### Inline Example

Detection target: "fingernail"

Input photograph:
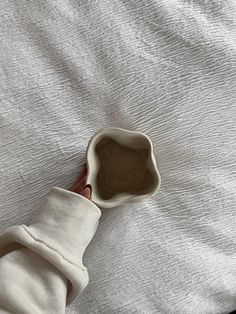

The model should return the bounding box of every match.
[82,184,92,192]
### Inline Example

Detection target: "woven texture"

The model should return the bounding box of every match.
[0,1,236,313]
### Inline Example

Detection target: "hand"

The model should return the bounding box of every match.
[70,164,92,199]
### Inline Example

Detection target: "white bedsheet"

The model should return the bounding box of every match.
[0,1,236,313]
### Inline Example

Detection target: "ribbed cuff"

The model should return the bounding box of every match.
[29,187,101,266]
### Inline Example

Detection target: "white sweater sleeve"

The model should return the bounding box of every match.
[0,187,101,314]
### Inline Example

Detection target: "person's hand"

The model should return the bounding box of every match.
[70,164,92,199]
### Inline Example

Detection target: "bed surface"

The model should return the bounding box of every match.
[0,1,236,313]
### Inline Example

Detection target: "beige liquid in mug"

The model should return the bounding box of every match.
[95,137,154,200]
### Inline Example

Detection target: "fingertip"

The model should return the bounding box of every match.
[81,185,92,199]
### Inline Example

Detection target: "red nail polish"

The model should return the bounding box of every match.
[83,184,92,192]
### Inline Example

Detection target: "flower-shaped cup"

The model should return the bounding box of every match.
[86,127,161,208]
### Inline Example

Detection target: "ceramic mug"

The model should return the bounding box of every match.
[86,127,161,208]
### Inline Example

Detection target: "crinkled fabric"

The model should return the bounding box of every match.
[0,1,236,313]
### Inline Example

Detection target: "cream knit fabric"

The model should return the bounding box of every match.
[0,187,101,314]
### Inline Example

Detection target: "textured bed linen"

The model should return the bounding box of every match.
[0,1,236,313]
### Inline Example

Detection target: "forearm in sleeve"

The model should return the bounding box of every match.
[0,188,101,314]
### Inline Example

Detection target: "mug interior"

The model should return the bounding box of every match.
[93,135,156,200]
